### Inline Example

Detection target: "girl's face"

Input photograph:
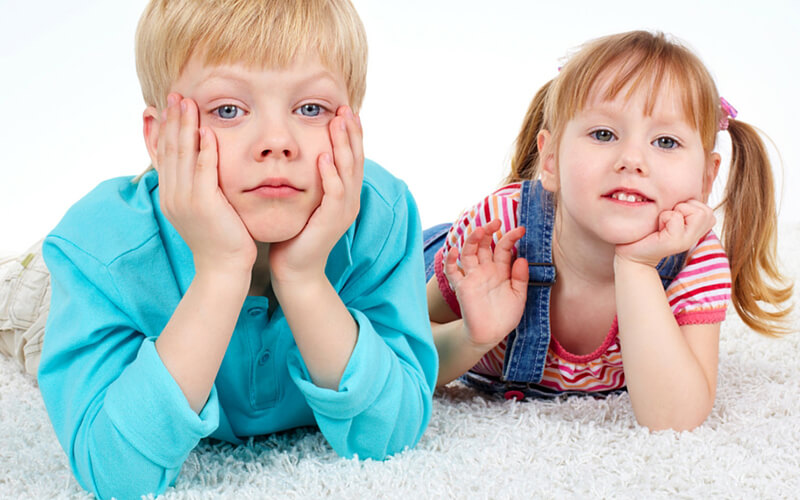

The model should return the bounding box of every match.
[540,79,720,247]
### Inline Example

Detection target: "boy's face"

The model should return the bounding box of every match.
[160,51,350,243]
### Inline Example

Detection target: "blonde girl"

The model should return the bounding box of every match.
[424,30,793,431]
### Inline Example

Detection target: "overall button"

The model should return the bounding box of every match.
[248,307,266,317]
[504,390,525,401]
[258,350,271,365]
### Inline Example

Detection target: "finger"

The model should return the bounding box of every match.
[318,152,344,204]
[178,98,200,196]
[343,107,364,180]
[460,226,483,269]
[156,93,181,200]
[443,247,464,286]
[475,226,494,264]
[329,110,354,179]
[194,126,219,201]
[510,257,530,295]
[494,226,525,267]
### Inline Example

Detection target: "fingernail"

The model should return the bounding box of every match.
[198,127,206,138]
[161,109,167,121]
[355,114,361,128]
[180,99,187,113]
[345,106,354,119]
[339,118,346,131]
[321,152,332,164]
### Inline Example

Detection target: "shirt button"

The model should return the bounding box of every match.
[248,307,266,317]
[258,350,271,365]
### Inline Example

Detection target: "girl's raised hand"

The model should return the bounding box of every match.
[615,199,716,267]
[155,93,256,277]
[445,219,529,349]
[269,105,363,285]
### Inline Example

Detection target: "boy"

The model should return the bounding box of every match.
[31,1,437,498]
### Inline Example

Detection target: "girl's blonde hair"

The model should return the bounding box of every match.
[135,0,368,112]
[507,30,793,336]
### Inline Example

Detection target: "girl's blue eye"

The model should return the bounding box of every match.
[214,104,242,120]
[297,104,322,117]
[591,129,615,142]
[654,136,678,149]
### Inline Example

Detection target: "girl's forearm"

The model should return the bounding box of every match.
[614,258,717,431]
[155,269,250,413]
[433,319,492,387]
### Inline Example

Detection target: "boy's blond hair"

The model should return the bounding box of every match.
[135,0,368,112]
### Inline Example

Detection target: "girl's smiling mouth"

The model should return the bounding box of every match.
[604,189,653,204]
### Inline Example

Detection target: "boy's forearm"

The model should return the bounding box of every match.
[273,275,358,390]
[155,268,250,413]
[614,258,716,430]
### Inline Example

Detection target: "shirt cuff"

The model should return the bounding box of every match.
[103,338,219,468]
[287,308,393,419]
[434,247,462,316]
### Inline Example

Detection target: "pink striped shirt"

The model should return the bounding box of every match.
[435,184,731,392]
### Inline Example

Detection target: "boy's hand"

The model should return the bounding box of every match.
[615,199,715,268]
[269,106,363,285]
[445,219,529,349]
[156,93,256,277]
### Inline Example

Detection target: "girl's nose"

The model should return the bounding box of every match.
[614,142,648,175]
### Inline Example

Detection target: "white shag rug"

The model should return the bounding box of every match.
[2,224,799,500]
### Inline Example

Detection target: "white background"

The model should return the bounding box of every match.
[1,0,797,255]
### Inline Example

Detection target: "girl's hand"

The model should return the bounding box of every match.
[269,106,363,285]
[156,93,256,277]
[445,219,529,349]
[615,199,715,267]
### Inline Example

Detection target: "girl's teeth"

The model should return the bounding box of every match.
[613,193,642,202]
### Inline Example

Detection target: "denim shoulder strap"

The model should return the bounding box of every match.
[655,252,687,289]
[502,180,556,382]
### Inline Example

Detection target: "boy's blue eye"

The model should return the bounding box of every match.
[654,136,678,149]
[591,129,615,142]
[297,104,322,117]
[214,105,242,120]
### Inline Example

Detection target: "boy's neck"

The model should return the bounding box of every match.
[248,242,272,296]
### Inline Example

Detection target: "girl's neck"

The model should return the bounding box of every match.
[551,211,617,286]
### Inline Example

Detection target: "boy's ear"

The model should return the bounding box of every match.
[143,106,161,169]
[537,130,558,192]
[703,152,722,199]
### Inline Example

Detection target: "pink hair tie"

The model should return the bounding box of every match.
[719,96,738,131]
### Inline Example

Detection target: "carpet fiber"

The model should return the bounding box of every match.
[2,224,799,499]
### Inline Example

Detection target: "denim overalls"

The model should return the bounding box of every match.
[423,180,686,399]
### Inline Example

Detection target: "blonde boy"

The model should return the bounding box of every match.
[34,1,437,498]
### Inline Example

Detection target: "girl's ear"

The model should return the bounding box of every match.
[538,130,558,192]
[703,152,722,199]
[143,106,161,170]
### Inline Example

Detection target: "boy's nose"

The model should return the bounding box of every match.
[255,119,298,161]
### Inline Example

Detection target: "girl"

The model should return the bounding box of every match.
[425,30,793,431]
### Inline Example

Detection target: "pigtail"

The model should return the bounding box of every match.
[720,119,794,335]
[505,80,552,184]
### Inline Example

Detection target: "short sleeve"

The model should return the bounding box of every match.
[666,231,731,326]
[434,183,523,316]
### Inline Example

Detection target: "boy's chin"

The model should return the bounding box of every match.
[246,221,306,244]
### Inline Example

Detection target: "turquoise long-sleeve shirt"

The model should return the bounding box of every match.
[38,161,437,500]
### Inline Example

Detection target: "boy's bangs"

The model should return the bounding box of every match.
[137,0,366,111]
